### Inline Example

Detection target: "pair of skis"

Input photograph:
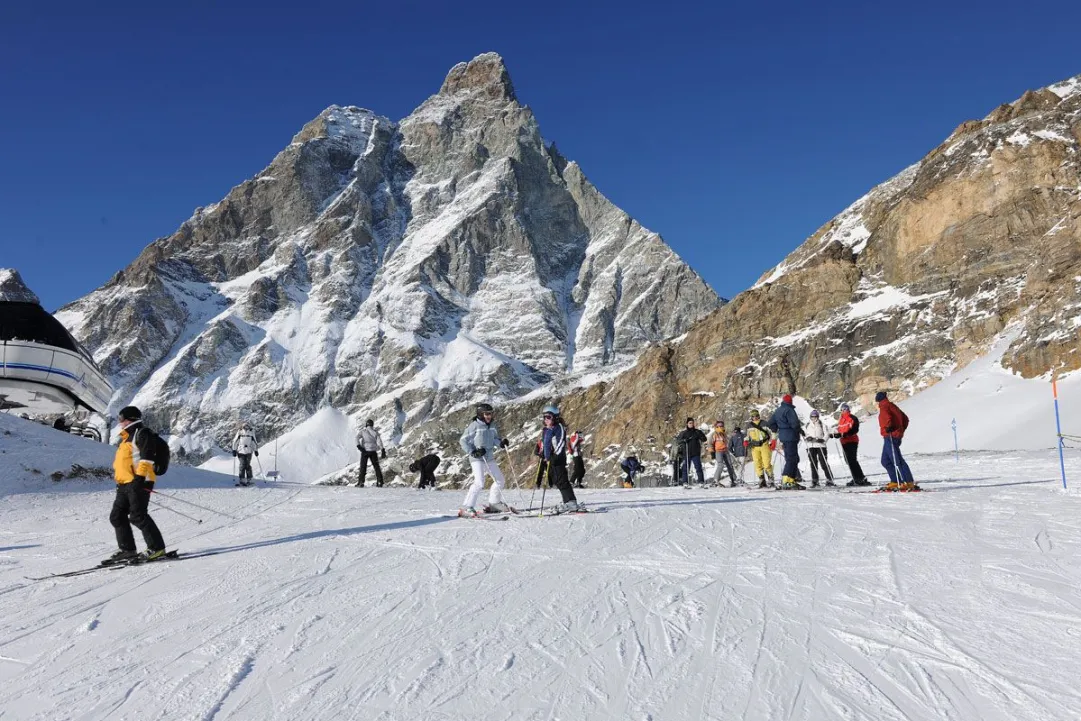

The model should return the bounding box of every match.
[27,550,182,581]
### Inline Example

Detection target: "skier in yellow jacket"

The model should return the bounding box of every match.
[745,409,775,488]
[107,406,166,563]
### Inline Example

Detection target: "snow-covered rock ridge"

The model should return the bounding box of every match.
[56,52,720,459]
[546,71,1081,451]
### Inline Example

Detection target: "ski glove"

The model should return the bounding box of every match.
[711,452,716,460]
[500,438,510,449]
[357,444,362,451]
[381,449,387,459]
[769,440,777,451]
[254,451,259,457]
[471,448,487,459]
[830,433,840,439]
[232,450,237,457]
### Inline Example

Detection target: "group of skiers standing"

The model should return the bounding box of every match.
[668,391,917,492]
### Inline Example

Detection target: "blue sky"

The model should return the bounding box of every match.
[3,0,1080,311]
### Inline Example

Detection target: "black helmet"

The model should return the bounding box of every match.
[118,406,142,422]
[476,402,494,415]
[365,418,374,427]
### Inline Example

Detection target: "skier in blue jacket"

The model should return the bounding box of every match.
[768,394,806,490]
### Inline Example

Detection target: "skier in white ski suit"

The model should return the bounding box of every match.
[458,402,510,514]
[232,423,259,485]
[356,419,385,487]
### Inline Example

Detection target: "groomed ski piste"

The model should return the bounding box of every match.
[2,405,1081,721]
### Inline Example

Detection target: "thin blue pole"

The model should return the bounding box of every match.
[952,418,959,463]
[1054,377,1067,490]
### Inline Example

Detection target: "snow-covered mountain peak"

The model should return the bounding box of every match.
[59,53,719,464]
[0,268,40,304]
[1049,73,1081,101]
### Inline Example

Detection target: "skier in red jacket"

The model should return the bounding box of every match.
[875,391,918,491]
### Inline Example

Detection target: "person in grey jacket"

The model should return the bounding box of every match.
[458,402,511,515]
[356,419,385,487]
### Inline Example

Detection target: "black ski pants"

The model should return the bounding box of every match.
[841,442,866,482]
[237,453,253,480]
[570,457,585,487]
[538,459,576,502]
[359,451,383,486]
[808,447,833,483]
[418,466,436,488]
[110,480,165,553]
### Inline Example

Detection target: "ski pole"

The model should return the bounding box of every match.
[888,436,905,486]
[150,499,203,524]
[528,458,543,512]
[538,461,550,517]
[147,489,240,519]
[501,447,528,510]
[255,455,265,481]
[831,437,851,483]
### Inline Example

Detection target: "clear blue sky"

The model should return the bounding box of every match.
[3,1,1080,311]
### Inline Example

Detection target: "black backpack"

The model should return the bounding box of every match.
[137,427,171,476]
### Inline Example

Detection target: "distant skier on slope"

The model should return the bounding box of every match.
[106,406,167,563]
[458,403,511,516]
[768,394,805,490]
[805,410,835,487]
[408,453,440,489]
[535,405,584,513]
[676,418,707,485]
[707,419,738,486]
[831,404,870,486]
[568,429,587,488]
[746,410,774,488]
[231,422,259,486]
[355,419,386,487]
[875,391,919,491]
[621,452,642,487]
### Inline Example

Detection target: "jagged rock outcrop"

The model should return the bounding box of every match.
[0,269,41,304]
[56,53,720,458]
[543,72,1081,463]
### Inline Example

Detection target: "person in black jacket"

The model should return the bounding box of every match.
[676,417,707,485]
[408,453,440,489]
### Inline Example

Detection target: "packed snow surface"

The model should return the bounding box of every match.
[2,412,1081,720]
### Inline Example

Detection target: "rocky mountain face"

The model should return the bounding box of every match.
[55,53,719,459]
[0,269,40,304]
[535,72,1081,467]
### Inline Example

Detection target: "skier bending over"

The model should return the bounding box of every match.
[875,391,918,491]
[458,403,511,516]
[831,404,870,486]
[746,410,774,488]
[620,454,642,487]
[232,422,259,486]
[106,406,167,563]
[356,419,386,487]
[409,453,440,489]
[768,394,805,490]
[535,405,584,513]
[805,410,835,487]
[707,419,738,486]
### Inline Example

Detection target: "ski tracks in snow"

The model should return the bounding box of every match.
[2,458,1081,719]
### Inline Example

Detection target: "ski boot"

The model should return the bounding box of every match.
[102,549,138,565]
[758,477,768,488]
[781,476,806,490]
[139,548,168,562]
[811,479,820,488]
[898,482,921,492]
[825,480,836,487]
[483,502,513,514]
[879,481,899,492]
[457,506,479,518]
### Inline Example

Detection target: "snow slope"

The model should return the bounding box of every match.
[3,412,1081,720]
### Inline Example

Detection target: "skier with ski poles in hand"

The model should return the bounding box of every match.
[231,422,259,487]
[106,406,167,563]
[831,403,870,486]
[805,409,835,487]
[875,391,919,491]
[535,405,584,514]
[707,419,738,486]
[458,403,511,516]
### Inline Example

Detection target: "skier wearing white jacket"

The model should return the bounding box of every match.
[231,423,259,486]
[356,419,385,487]
[458,402,510,516]
[805,410,835,487]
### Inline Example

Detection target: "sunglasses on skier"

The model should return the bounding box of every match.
[543,414,554,420]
